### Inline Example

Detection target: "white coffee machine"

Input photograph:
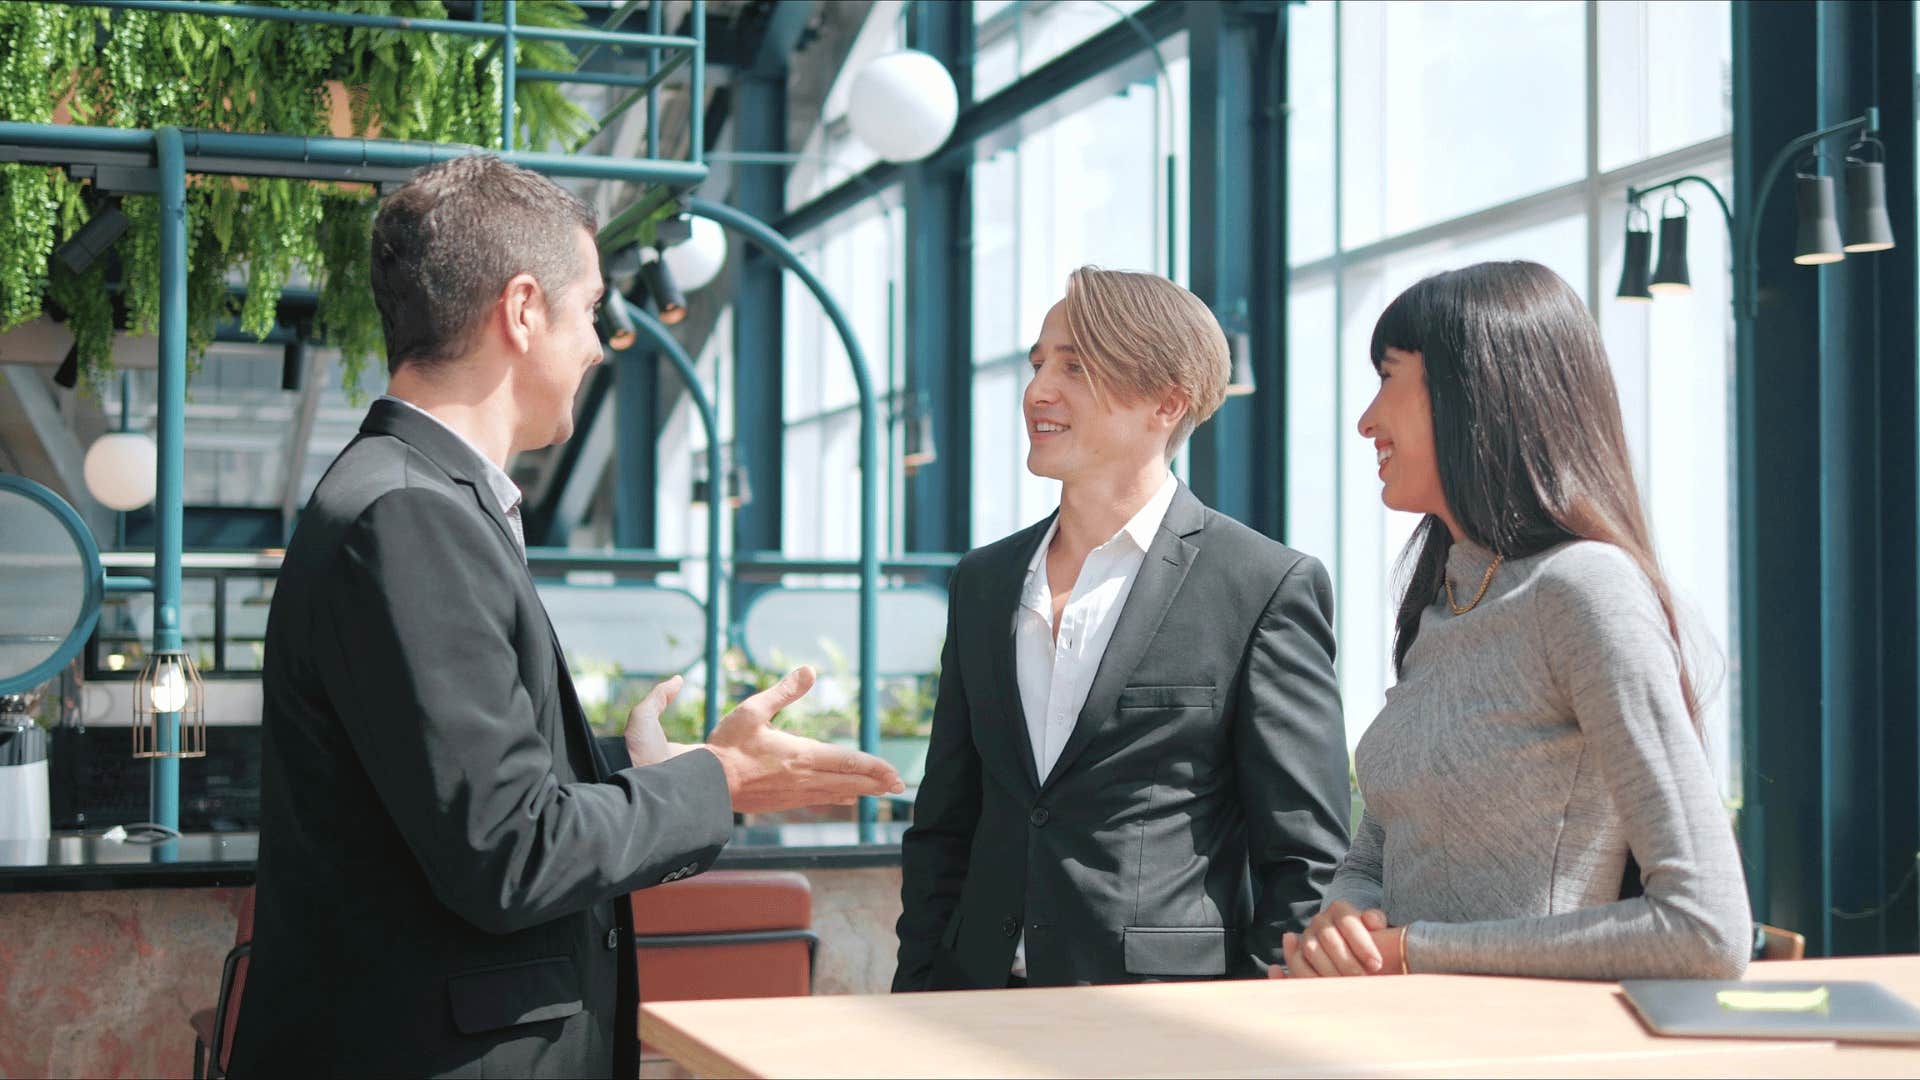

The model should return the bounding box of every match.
[0,691,50,842]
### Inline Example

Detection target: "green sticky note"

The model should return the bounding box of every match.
[1716,986,1832,1013]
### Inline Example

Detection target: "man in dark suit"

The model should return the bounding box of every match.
[894,268,1350,990]
[230,155,900,1078]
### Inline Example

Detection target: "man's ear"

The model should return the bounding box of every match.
[1153,389,1190,434]
[499,272,544,354]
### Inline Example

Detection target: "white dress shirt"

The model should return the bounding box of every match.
[378,395,527,559]
[1009,472,1177,976]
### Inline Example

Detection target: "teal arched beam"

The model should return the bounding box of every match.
[0,476,104,697]
[620,299,725,741]
[686,197,883,840]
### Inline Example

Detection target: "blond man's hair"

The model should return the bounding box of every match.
[1061,266,1230,455]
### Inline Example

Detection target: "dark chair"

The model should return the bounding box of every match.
[189,887,255,1080]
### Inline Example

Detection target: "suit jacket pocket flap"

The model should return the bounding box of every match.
[447,956,583,1035]
[1116,685,1215,710]
[1123,927,1231,977]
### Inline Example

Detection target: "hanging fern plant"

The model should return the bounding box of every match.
[0,0,596,395]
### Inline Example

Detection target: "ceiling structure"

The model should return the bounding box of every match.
[0,0,871,541]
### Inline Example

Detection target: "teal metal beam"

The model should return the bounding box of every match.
[647,0,663,161]
[517,66,677,90]
[690,0,706,167]
[152,125,186,830]
[903,0,973,554]
[0,122,709,186]
[501,0,517,149]
[1185,2,1285,535]
[618,298,724,739]
[688,196,882,840]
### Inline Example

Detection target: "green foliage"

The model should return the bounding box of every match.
[0,0,598,392]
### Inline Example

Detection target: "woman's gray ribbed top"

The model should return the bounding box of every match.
[1328,539,1751,979]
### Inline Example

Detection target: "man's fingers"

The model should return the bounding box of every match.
[730,665,817,725]
[806,742,905,792]
[1361,908,1389,932]
[1335,911,1383,972]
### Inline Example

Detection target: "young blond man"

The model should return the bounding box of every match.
[894,268,1350,989]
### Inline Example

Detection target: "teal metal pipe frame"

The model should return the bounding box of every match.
[0,122,710,187]
[66,0,705,169]
[153,126,187,831]
[501,0,517,150]
[685,197,883,841]
[75,0,698,51]
[617,298,726,740]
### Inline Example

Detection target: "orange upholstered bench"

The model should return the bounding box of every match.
[630,869,817,1005]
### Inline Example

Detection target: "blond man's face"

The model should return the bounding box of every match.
[1022,301,1174,484]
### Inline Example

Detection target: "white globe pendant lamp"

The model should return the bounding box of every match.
[83,431,157,511]
[661,215,728,293]
[847,50,959,164]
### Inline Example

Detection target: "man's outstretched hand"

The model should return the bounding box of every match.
[623,666,905,813]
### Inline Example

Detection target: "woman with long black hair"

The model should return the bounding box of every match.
[1278,260,1750,981]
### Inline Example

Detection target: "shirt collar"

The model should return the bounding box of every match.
[376,394,522,516]
[1022,472,1180,584]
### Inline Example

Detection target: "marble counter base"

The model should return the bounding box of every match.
[0,887,246,1080]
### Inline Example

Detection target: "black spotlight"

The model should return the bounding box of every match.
[1615,202,1653,302]
[1794,160,1847,265]
[725,463,752,510]
[282,339,307,393]
[53,344,80,389]
[55,198,130,275]
[602,243,644,282]
[1844,139,1896,254]
[639,251,686,326]
[602,281,637,350]
[1649,195,1691,296]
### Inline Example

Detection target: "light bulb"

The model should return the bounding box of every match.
[149,665,190,713]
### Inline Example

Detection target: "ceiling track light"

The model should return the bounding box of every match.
[53,197,130,276]
[639,251,687,326]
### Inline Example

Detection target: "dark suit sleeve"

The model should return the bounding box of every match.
[892,571,982,991]
[1234,554,1351,968]
[312,488,734,935]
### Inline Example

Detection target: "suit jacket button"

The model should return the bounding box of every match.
[606,928,620,951]
[1029,807,1049,827]
[1002,915,1019,938]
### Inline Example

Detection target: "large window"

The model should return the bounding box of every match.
[1285,1,1738,795]
[972,0,1155,100]
[780,198,906,558]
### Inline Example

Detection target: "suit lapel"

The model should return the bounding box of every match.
[358,398,524,564]
[983,515,1053,795]
[1040,485,1206,791]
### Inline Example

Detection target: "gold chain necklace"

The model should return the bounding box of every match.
[1444,553,1504,615]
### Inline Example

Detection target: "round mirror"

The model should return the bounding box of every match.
[0,476,103,696]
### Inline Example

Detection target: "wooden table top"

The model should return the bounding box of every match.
[639,955,1920,1078]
